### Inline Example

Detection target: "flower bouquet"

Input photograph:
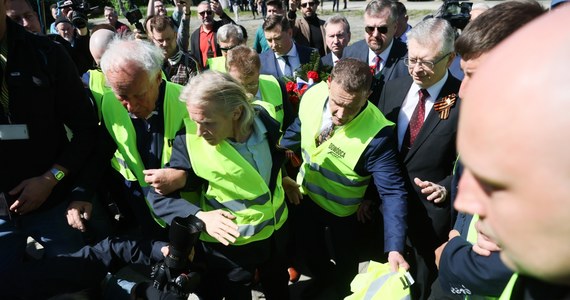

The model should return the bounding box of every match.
[283,51,332,113]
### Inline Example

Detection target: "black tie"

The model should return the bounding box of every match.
[282,55,292,77]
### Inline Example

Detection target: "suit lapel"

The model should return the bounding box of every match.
[404,74,458,162]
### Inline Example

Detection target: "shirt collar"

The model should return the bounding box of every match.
[411,71,449,103]
[275,43,298,60]
[369,39,394,66]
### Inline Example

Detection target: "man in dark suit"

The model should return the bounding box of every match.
[378,18,460,299]
[190,0,235,68]
[343,0,408,105]
[260,14,318,80]
[320,15,351,67]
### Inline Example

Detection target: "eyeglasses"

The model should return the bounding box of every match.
[365,26,389,35]
[300,2,316,8]
[199,10,213,16]
[404,53,451,70]
[219,44,237,52]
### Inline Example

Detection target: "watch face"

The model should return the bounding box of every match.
[55,171,65,181]
[51,168,65,181]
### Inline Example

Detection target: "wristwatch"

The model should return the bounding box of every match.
[50,168,65,181]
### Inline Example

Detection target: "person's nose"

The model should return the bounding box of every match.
[454,169,487,218]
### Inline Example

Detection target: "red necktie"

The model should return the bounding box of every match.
[374,55,383,75]
[403,89,429,153]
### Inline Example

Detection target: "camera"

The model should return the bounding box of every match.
[436,0,473,30]
[149,216,205,298]
[57,0,94,29]
[124,7,145,33]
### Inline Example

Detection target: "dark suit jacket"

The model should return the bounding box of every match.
[259,43,318,80]
[343,39,408,105]
[320,52,334,68]
[378,72,461,252]
[190,13,235,68]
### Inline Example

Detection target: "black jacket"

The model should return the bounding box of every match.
[0,19,98,212]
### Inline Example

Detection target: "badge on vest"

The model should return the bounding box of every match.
[0,124,29,140]
[327,143,346,159]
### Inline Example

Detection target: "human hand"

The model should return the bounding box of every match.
[282,176,302,205]
[356,199,375,223]
[144,168,187,195]
[134,28,148,40]
[66,201,92,232]
[388,251,410,272]
[175,0,186,11]
[196,210,240,245]
[414,177,447,204]
[182,3,190,18]
[472,220,501,256]
[211,0,223,15]
[9,173,57,214]
[434,229,460,268]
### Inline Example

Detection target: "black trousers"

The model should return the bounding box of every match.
[195,222,290,300]
[295,198,362,299]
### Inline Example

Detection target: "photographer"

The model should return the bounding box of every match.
[0,216,205,299]
[55,0,94,74]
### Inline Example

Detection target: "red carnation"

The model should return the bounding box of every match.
[285,81,296,93]
[307,71,319,81]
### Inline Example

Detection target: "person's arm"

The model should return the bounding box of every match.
[438,236,513,297]
[363,125,409,271]
[279,116,302,153]
[146,131,203,225]
[66,123,119,232]
[147,130,240,245]
[9,42,98,215]
[212,0,236,25]
[147,0,156,17]
[177,2,191,52]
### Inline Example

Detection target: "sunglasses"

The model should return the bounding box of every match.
[300,2,316,8]
[199,10,213,16]
[219,44,237,52]
[365,26,389,35]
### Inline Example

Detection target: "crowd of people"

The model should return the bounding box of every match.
[0,0,569,299]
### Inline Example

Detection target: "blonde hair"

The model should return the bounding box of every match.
[181,71,255,138]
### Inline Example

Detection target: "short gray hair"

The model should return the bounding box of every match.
[181,71,255,139]
[217,24,245,44]
[100,36,164,80]
[407,18,455,55]
[365,0,399,24]
[324,14,351,34]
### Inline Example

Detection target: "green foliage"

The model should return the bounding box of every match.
[284,50,332,83]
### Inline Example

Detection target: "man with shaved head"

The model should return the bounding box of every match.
[455,6,570,298]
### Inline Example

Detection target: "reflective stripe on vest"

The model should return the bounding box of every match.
[184,118,288,245]
[88,69,107,121]
[346,261,411,300]
[498,274,518,300]
[258,74,284,125]
[207,56,226,72]
[102,81,189,227]
[297,81,394,217]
